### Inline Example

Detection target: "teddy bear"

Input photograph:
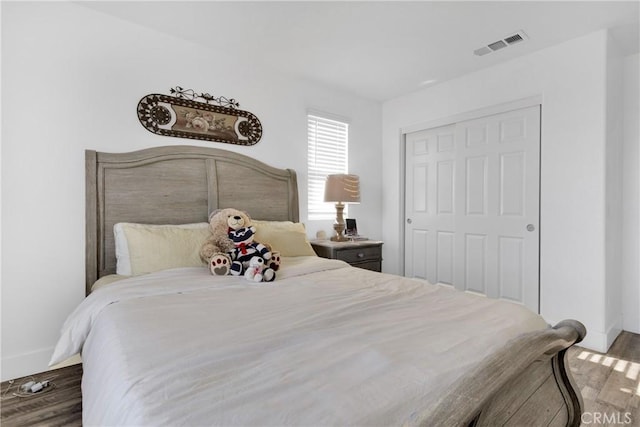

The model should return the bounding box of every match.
[199,208,275,281]
[227,225,275,280]
[199,208,248,276]
[244,256,275,282]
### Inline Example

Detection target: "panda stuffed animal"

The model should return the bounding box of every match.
[244,256,275,282]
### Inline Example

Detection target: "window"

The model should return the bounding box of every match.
[307,113,349,220]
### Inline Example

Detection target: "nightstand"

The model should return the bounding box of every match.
[310,240,383,272]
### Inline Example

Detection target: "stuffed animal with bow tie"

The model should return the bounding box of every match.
[227,225,274,281]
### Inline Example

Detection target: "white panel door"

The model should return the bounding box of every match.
[404,105,540,312]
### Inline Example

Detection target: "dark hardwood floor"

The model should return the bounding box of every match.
[1,331,638,426]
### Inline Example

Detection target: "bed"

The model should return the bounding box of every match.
[51,145,586,426]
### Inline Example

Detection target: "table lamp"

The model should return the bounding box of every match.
[324,174,360,241]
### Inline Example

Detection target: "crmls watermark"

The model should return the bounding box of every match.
[581,411,633,425]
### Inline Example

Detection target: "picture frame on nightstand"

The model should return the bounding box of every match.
[345,218,358,236]
[345,218,367,241]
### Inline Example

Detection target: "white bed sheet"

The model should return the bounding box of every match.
[51,256,547,426]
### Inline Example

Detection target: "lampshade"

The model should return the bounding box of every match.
[324,174,361,204]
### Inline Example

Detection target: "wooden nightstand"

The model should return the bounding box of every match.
[310,240,383,272]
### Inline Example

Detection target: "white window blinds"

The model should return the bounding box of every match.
[307,114,349,220]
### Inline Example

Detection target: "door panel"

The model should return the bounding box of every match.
[437,231,455,285]
[466,156,488,215]
[404,105,540,312]
[437,160,455,214]
[500,151,526,216]
[498,236,524,302]
[465,233,487,294]
[410,229,428,280]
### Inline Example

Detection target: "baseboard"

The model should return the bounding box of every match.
[555,317,622,354]
[1,347,54,381]
[622,317,640,335]
[605,316,623,350]
[49,354,82,370]
[576,330,609,353]
[546,318,608,353]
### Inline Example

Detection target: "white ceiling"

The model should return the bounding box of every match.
[84,1,639,101]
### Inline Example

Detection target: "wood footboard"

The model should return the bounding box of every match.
[428,319,586,426]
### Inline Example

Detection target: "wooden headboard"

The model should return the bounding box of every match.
[85,145,299,294]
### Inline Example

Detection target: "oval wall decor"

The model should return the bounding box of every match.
[137,87,262,146]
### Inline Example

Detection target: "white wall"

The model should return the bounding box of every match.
[382,30,614,352]
[622,53,640,334]
[1,2,382,380]
[604,33,624,345]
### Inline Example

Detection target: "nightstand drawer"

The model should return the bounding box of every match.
[310,240,383,272]
[350,260,382,272]
[336,246,381,264]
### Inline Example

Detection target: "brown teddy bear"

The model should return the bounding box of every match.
[199,208,247,275]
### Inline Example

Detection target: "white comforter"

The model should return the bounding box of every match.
[51,257,547,426]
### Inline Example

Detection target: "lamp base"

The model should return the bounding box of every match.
[330,202,349,242]
[330,223,349,242]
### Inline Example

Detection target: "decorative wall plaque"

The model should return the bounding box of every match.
[137,86,262,145]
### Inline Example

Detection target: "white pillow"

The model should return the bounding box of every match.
[114,222,210,276]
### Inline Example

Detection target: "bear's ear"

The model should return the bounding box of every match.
[209,209,222,222]
[242,210,252,221]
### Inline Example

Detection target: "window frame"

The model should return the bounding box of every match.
[307,112,350,220]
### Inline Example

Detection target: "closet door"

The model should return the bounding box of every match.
[404,105,540,312]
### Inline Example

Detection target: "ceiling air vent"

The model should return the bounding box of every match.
[504,33,524,45]
[488,40,507,51]
[474,30,528,56]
